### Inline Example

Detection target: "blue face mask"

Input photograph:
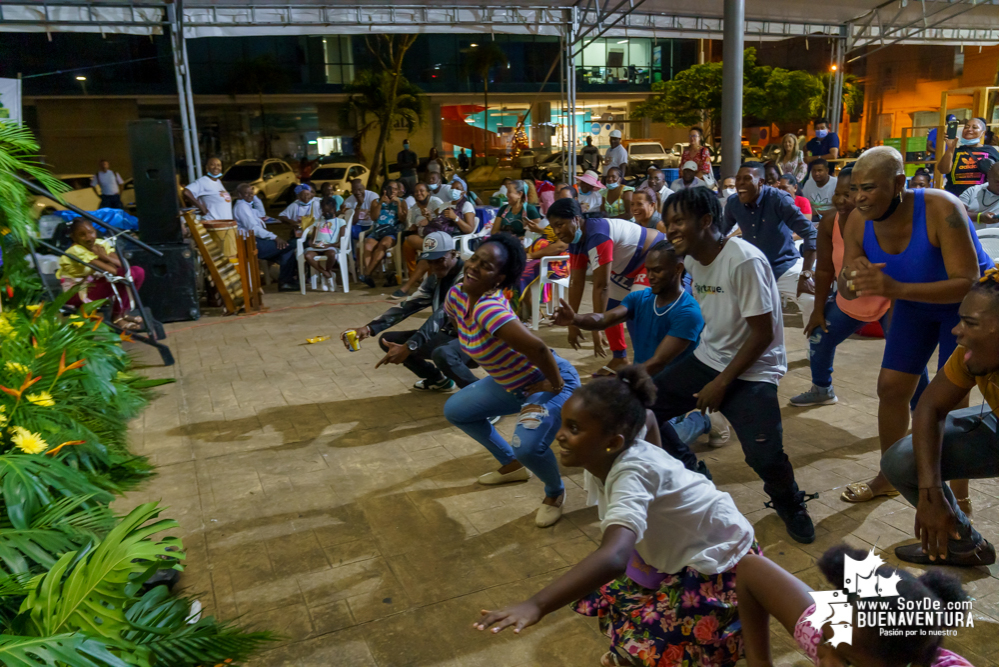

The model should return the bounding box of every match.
[207,172,222,179]
[959,136,982,147]
[430,183,440,192]
[606,181,621,190]
[450,189,463,201]
[572,226,583,244]
[815,129,829,139]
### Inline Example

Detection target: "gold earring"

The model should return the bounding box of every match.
[606,447,614,452]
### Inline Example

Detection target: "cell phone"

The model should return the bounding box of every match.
[946,120,959,140]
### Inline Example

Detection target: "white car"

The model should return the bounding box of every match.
[220,158,299,205]
[627,142,669,174]
[309,162,371,197]
[29,174,102,219]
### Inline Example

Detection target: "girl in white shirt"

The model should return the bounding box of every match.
[474,366,757,667]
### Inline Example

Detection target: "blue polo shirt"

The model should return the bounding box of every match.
[806,132,840,160]
[722,185,817,279]
[620,288,703,367]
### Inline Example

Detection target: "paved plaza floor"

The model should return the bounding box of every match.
[119,285,999,666]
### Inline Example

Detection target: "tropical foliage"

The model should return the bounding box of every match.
[0,126,274,664]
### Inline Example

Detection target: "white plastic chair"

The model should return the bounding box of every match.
[455,217,489,261]
[297,209,355,294]
[531,254,570,331]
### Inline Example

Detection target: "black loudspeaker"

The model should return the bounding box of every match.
[128,119,183,245]
[123,243,200,322]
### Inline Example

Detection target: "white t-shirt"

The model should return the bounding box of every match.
[91,170,123,196]
[602,144,629,175]
[186,175,233,220]
[578,190,603,213]
[407,196,445,228]
[584,440,755,575]
[279,198,323,223]
[960,184,999,219]
[687,237,787,384]
[669,177,708,193]
[343,190,380,226]
[802,176,838,215]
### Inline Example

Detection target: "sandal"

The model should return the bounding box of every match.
[840,481,900,503]
[591,365,617,378]
[957,497,974,524]
[113,317,141,331]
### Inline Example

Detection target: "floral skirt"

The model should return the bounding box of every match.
[573,544,761,667]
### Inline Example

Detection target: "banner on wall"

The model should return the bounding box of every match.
[0,78,22,123]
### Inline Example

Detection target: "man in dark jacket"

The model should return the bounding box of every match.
[340,232,476,391]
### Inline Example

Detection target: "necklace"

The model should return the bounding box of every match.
[653,293,682,317]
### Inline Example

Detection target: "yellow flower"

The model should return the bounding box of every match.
[26,391,54,407]
[25,305,41,314]
[10,426,48,454]
[0,316,13,338]
[5,362,28,374]
[0,406,7,428]
[69,320,85,328]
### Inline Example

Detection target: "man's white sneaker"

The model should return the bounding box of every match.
[707,413,731,448]
[478,467,531,485]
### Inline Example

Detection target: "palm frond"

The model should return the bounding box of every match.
[0,456,114,530]
[0,634,131,667]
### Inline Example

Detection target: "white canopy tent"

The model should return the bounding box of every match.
[2,0,998,178]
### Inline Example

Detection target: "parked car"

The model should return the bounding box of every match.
[626,142,669,175]
[220,158,298,206]
[28,174,102,219]
[533,152,583,182]
[709,145,756,166]
[309,162,371,197]
[760,143,782,163]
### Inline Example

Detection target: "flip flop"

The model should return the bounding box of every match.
[591,365,617,378]
[840,482,900,503]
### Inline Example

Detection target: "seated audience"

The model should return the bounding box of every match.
[801,158,838,218]
[777,173,813,216]
[494,180,542,238]
[629,189,661,229]
[233,184,298,292]
[474,366,757,667]
[340,178,380,242]
[737,544,973,666]
[669,161,708,193]
[278,184,324,240]
[959,159,999,227]
[910,167,932,190]
[601,167,633,219]
[58,219,145,329]
[577,171,606,216]
[302,196,348,291]
[358,182,407,288]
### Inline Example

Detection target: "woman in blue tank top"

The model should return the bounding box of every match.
[838,147,991,509]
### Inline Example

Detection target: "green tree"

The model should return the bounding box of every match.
[341,69,427,188]
[340,35,424,187]
[764,69,826,124]
[818,72,865,120]
[462,42,509,151]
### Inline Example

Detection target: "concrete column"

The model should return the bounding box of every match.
[431,102,443,152]
[536,101,553,151]
[721,0,745,180]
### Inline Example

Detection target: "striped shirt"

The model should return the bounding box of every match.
[444,285,542,391]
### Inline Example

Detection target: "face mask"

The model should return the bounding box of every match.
[722,188,737,198]
[450,189,463,202]
[430,183,440,192]
[606,181,621,190]
[572,227,583,244]
[959,136,982,147]
[403,144,410,150]
[207,171,221,179]
[815,129,829,139]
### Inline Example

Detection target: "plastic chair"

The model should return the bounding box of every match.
[453,216,489,261]
[531,254,570,331]
[297,209,355,294]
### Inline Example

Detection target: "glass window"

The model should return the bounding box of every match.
[323,35,355,84]
[223,164,264,181]
[312,167,347,181]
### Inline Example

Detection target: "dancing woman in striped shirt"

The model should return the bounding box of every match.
[443,233,581,528]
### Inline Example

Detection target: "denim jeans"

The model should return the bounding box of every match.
[881,404,998,546]
[379,331,478,388]
[808,298,929,410]
[651,354,801,508]
[670,412,710,446]
[444,355,581,498]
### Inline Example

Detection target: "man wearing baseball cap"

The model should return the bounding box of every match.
[602,128,629,176]
[339,232,480,392]
[669,160,708,193]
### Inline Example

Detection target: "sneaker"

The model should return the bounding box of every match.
[707,413,731,448]
[414,377,455,391]
[773,498,816,544]
[278,282,301,292]
[488,415,501,425]
[695,459,713,481]
[385,274,399,287]
[895,538,996,566]
[325,276,336,292]
[388,289,409,301]
[359,275,376,289]
[789,384,838,407]
[320,277,330,292]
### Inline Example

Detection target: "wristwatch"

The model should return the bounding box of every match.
[406,339,420,352]
[800,270,814,280]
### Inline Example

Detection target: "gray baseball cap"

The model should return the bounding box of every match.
[418,231,456,261]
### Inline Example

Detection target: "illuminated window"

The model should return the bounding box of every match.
[323,36,355,84]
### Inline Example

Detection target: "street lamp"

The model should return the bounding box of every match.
[75,75,88,95]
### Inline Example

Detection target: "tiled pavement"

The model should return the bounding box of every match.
[118,286,999,667]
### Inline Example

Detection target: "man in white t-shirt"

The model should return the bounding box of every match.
[339,178,380,243]
[602,129,628,176]
[801,158,838,218]
[654,185,815,545]
[90,160,125,209]
[183,157,233,220]
[960,160,999,227]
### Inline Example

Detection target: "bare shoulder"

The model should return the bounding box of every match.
[816,210,836,237]
[922,188,968,229]
[841,207,866,239]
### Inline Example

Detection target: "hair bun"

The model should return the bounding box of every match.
[614,365,657,408]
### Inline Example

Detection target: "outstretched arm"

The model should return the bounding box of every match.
[736,553,815,667]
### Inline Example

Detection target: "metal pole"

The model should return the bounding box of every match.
[568,7,578,185]
[721,0,744,181]
[560,33,566,156]
[177,1,202,176]
[167,4,196,185]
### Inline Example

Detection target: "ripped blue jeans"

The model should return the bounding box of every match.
[444,355,580,498]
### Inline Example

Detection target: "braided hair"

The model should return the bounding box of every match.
[573,365,657,446]
[664,185,723,231]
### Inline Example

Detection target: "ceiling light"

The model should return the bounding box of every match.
[470,43,478,47]
[617,39,628,44]
[76,76,87,81]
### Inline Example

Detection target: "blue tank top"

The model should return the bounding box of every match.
[862,189,991,310]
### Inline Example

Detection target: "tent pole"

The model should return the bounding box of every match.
[167,4,196,185]
[568,7,578,185]
[177,0,202,176]
[721,0,744,181]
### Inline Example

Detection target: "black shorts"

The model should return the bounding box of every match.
[367,226,398,243]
